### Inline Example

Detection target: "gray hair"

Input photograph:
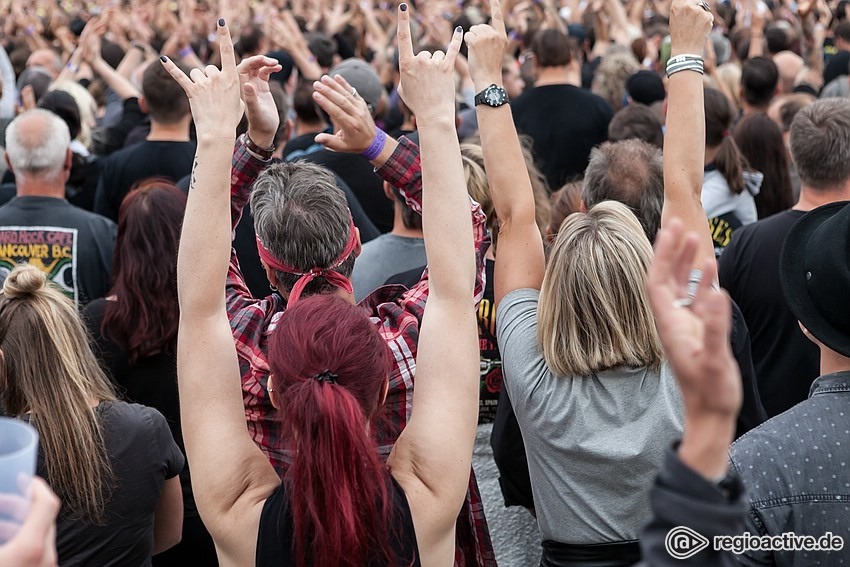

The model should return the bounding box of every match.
[790,98,850,190]
[250,161,355,298]
[5,109,70,181]
[582,139,664,243]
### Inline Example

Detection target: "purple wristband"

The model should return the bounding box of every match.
[360,128,387,161]
[178,46,194,58]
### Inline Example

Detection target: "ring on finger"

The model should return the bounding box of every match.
[672,297,694,309]
[699,0,711,11]
[351,87,359,98]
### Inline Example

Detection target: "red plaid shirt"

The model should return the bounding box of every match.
[226,135,496,566]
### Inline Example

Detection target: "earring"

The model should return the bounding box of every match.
[270,283,278,292]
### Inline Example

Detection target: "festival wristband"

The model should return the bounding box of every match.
[360,128,387,161]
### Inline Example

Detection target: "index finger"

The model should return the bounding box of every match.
[490,0,506,36]
[397,3,414,61]
[217,18,237,74]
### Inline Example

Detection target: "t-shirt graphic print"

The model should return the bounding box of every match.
[0,226,79,304]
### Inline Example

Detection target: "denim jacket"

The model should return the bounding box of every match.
[729,371,850,566]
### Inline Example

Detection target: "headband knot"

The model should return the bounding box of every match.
[256,213,357,305]
[315,370,338,384]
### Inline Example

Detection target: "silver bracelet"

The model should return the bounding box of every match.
[666,59,705,78]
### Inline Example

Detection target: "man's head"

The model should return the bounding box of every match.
[780,201,850,360]
[250,161,360,299]
[741,56,779,110]
[582,139,664,242]
[26,49,62,78]
[773,51,804,94]
[836,21,850,50]
[625,70,665,106]
[789,98,850,192]
[4,109,71,190]
[608,104,664,149]
[329,59,383,117]
[530,28,571,69]
[140,60,191,125]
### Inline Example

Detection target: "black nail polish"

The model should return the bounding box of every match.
[160,55,168,62]
[400,3,407,11]
[218,18,225,26]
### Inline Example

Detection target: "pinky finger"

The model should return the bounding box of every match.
[159,55,195,94]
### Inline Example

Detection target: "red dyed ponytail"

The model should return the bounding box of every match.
[269,295,398,567]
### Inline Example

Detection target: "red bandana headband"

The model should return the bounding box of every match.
[256,215,357,305]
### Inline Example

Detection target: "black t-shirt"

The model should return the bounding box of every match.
[33,401,184,567]
[718,209,821,417]
[298,149,394,233]
[511,84,613,191]
[256,476,420,566]
[0,196,115,305]
[281,131,324,161]
[82,300,196,505]
[94,140,196,221]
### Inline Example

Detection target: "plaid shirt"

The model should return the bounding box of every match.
[227,135,496,566]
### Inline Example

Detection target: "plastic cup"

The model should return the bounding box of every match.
[0,418,39,544]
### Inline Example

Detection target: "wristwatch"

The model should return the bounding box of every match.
[474,84,510,108]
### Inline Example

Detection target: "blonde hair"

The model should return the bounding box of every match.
[714,63,743,110]
[460,140,550,249]
[50,80,97,150]
[0,265,116,523]
[538,201,663,376]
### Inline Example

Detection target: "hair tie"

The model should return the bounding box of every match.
[722,130,731,138]
[315,369,338,384]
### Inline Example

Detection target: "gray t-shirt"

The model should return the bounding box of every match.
[496,288,684,544]
[351,233,426,300]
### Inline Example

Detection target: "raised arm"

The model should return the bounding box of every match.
[661,0,715,268]
[466,0,545,307]
[384,6,479,563]
[165,21,279,565]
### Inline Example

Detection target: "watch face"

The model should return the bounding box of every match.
[485,86,506,106]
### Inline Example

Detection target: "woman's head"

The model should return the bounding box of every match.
[102,179,187,363]
[0,264,115,523]
[546,181,583,242]
[705,86,749,195]
[538,201,663,377]
[733,112,794,218]
[267,294,398,567]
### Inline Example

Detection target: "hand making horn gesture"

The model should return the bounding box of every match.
[159,19,244,142]
[396,3,464,127]
[464,0,509,93]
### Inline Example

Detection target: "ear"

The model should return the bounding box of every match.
[579,199,588,213]
[354,227,362,258]
[64,148,73,172]
[283,118,293,143]
[139,96,149,115]
[261,259,287,299]
[382,180,395,201]
[545,223,555,243]
[378,376,389,408]
[268,374,280,410]
[4,151,12,174]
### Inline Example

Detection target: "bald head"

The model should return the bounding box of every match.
[26,49,62,78]
[773,51,804,94]
[5,109,71,184]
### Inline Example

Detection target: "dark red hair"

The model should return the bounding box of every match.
[269,294,398,567]
[101,178,186,363]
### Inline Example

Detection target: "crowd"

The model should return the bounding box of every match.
[0,0,848,565]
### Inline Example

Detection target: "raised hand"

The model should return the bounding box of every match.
[647,220,741,477]
[237,55,283,148]
[312,74,378,153]
[464,0,508,92]
[160,19,243,142]
[669,0,713,56]
[396,3,464,126]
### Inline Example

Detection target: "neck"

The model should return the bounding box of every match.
[819,347,850,376]
[794,183,850,212]
[741,101,766,116]
[147,119,191,142]
[16,177,65,198]
[295,119,325,136]
[534,66,575,87]
[705,145,720,166]
[390,204,424,239]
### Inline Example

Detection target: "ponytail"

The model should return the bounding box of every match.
[704,87,750,195]
[714,136,749,195]
[282,379,394,567]
[269,294,403,567]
